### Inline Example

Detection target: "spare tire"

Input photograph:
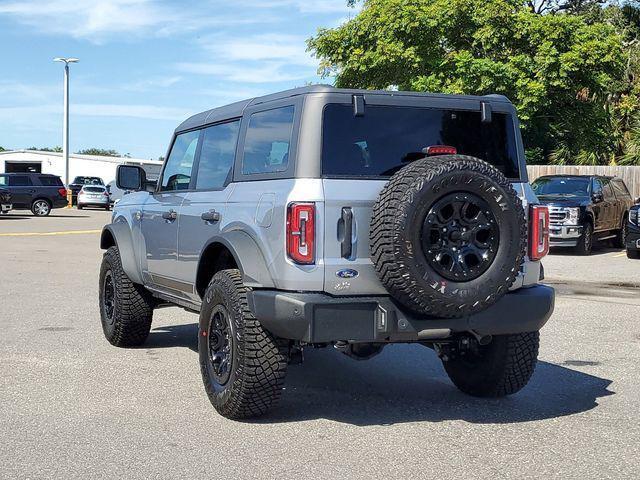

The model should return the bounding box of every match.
[370,155,526,318]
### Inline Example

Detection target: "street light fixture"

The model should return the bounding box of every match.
[53,57,79,206]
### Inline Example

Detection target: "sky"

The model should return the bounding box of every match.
[0,0,357,159]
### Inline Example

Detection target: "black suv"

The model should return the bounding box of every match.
[532,175,634,255]
[627,205,640,259]
[69,176,105,204]
[0,173,68,216]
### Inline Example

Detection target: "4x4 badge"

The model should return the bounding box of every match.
[336,269,359,279]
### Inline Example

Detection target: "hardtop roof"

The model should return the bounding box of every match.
[175,85,513,133]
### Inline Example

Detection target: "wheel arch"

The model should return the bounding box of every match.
[100,222,143,285]
[195,232,275,299]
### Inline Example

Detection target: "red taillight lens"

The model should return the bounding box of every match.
[425,145,457,156]
[103,191,110,197]
[58,188,67,197]
[286,202,315,265]
[529,205,550,260]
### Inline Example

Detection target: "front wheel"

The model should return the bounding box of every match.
[31,199,51,216]
[199,269,288,419]
[574,223,593,255]
[443,332,539,397]
[99,246,154,347]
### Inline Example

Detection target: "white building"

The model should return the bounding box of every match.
[0,150,163,185]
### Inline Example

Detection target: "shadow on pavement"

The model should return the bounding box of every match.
[146,323,613,426]
[549,245,622,257]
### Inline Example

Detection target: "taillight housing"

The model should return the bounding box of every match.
[287,202,315,265]
[529,205,550,260]
[58,188,67,197]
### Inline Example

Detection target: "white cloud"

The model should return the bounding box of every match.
[0,102,191,121]
[236,0,355,14]
[177,61,311,84]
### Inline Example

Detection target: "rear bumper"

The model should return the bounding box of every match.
[549,223,583,247]
[52,198,69,209]
[248,285,555,343]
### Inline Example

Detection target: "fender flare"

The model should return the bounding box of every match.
[199,231,275,289]
[100,221,143,285]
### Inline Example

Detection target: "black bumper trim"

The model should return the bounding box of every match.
[247,285,555,343]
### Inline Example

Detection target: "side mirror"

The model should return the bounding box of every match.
[116,165,146,191]
[592,192,604,203]
[635,197,640,205]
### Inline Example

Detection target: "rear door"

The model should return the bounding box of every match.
[177,119,240,300]
[140,129,199,295]
[601,178,618,230]
[3,175,35,207]
[320,101,523,296]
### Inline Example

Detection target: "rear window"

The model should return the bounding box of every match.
[83,186,105,193]
[39,176,63,186]
[611,179,630,198]
[73,176,103,185]
[322,104,520,178]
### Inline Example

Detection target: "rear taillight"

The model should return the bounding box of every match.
[529,205,550,260]
[103,191,110,197]
[424,145,457,156]
[58,188,67,197]
[286,202,315,265]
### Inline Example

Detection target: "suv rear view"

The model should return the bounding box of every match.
[99,86,554,419]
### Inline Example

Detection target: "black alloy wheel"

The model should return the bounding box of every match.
[207,305,233,386]
[421,192,499,281]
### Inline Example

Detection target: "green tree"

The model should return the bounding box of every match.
[310,0,625,164]
[76,148,121,157]
[0,146,6,152]
[28,146,62,152]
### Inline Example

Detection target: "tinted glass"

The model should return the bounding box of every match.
[39,176,63,186]
[196,120,240,190]
[602,179,615,200]
[592,178,603,196]
[532,177,590,197]
[8,175,32,186]
[611,179,630,198]
[73,176,103,185]
[322,104,520,178]
[0,176,6,186]
[243,106,294,175]
[161,130,200,191]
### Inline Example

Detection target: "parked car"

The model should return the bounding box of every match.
[68,176,105,204]
[99,86,554,419]
[77,185,111,211]
[0,187,11,214]
[626,205,640,259]
[0,173,67,216]
[531,175,633,255]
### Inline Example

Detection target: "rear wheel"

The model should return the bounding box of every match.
[31,199,51,216]
[443,332,539,397]
[199,269,288,419]
[613,216,628,248]
[574,222,593,255]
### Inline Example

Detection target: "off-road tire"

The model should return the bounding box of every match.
[99,246,154,347]
[31,199,51,216]
[613,216,628,249]
[370,155,526,318]
[627,249,640,259]
[575,222,593,256]
[199,269,288,419]
[443,332,539,397]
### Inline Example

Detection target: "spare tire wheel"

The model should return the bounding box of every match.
[370,155,526,318]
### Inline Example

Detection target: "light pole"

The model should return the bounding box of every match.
[53,57,79,206]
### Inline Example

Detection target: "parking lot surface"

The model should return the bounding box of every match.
[1,209,639,479]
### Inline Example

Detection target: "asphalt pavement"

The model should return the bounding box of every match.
[1,208,639,479]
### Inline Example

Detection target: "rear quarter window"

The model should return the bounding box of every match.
[38,176,63,186]
[322,104,520,179]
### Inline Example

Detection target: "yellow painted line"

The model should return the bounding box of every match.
[0,229,101,237]
[612,252,627,258]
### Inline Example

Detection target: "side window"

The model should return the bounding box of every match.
[195,120,240,190]
[592,178,603,197]
[39,176,63,186]
[242,106,295,175]
[0,175,7,186]
[160,130,200,191]
[9,175,32,186]
[602,179,615,200]
[612,179,630,198]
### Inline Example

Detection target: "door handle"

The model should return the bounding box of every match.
[162,209,177,221]
[340,207,354,259]
[201,210,221,223]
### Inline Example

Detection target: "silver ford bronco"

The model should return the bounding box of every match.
[99,86,554,419]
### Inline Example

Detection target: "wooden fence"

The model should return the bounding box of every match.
[527,165,640,200]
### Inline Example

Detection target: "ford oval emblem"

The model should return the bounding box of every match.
[336,269,359,279]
